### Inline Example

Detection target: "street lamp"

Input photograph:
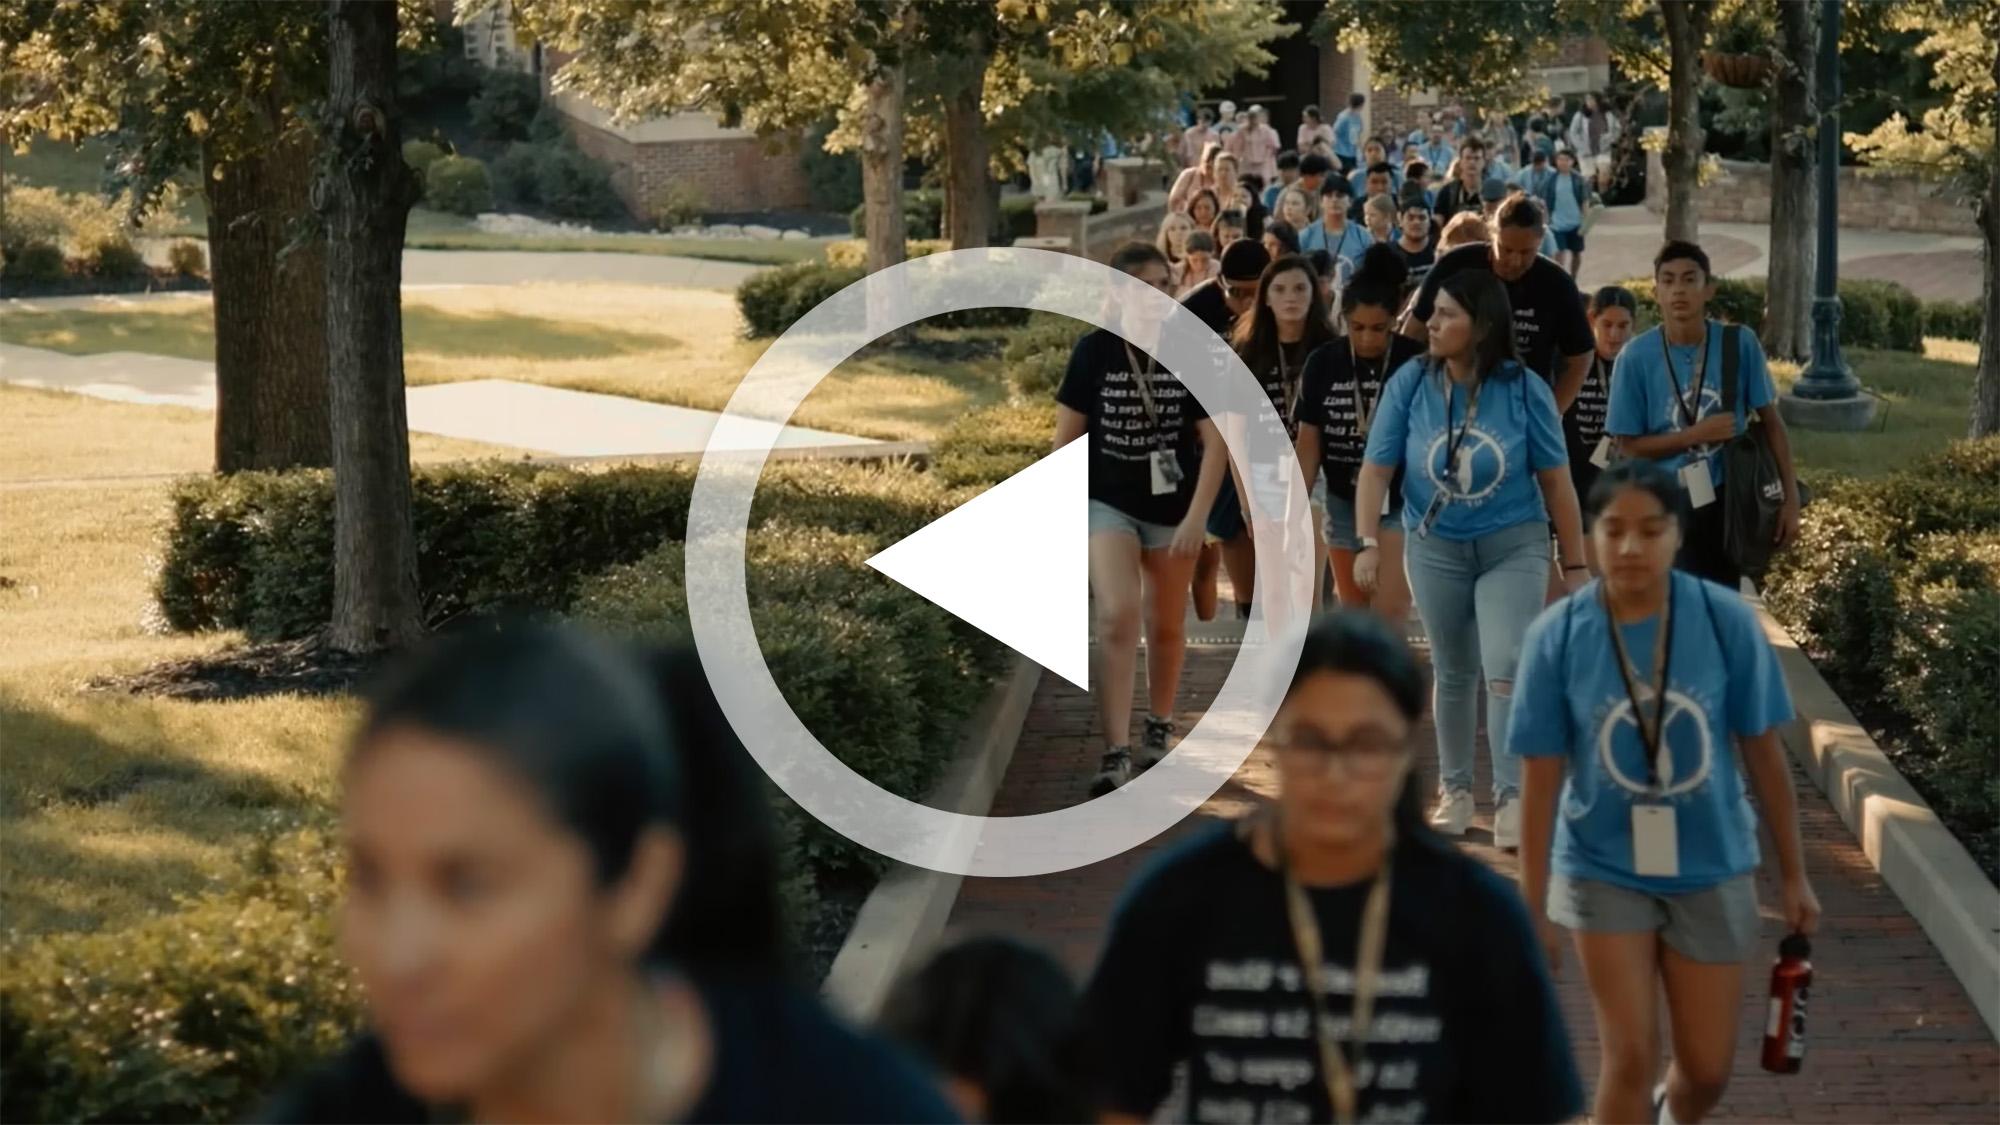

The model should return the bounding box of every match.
[1781,0,1876,429]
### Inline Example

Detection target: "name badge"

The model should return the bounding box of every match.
[1590,436,1614,470]
[1149,450,1184,496]
[1632,804,1680,878]
[1414,490,1447,540]
[1681,461,1717,509]
[1381,489,1394,517]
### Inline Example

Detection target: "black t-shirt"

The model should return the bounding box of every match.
[1391,238,1437,288]
[1296,335,1424,503]
[257,973,960,1123]
[1080,824,1582,1125]
[1410,243,1592,390]
[1183,279,1236,339]
[1057,328,1210,527]
[1432,179,1487,220]
[1564,351,1613,466]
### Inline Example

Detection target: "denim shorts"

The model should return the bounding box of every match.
[1547,871,1761,964]
[1089,498,1177,552]
[1321,478,1404,550]
[1553,228,1586,253]
[1205,475,1246,542]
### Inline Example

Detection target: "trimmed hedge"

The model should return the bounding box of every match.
[823,238,952,269]
[423,154,493,216]
[0,826,359,1124]
[1620,276,1925,353]
[1005,313,1084,398]
[736,259,865,337]
[933,400,1059,490]
[1921,299,1981,344]
[1763,438,2000,860]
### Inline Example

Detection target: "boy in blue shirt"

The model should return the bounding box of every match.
[1299,177,1371,264]
[1605,240,1802,588]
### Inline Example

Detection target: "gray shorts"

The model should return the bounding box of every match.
[1089,498,1177,552]
[1547,871,1761,964]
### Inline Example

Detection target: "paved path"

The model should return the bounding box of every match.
[399,247,764,290]
[948,630,1999,1122]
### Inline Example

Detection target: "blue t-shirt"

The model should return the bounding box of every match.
[1420,139,1456,171]
[1540,227,1559,257]
[1551,172,1583,231]
[1363,357,1568,541]
[1349,167,1404,198]
[1606,322,1776,487]
[1333,109,1364,159]
[1509,573,1795,895]
[1299,218,1372,265]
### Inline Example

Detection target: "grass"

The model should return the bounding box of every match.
[0,285,1009,442]
[1771,338,1982,478]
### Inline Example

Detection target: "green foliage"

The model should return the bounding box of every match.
[1921,299,1982,343]
[491,141,544,204]
[167,239,208,277]
[850,190,947,240]
[642,179,707,229]
[0,183,129,259]
[932,400,1059,489]
[422,154,494,216]
[735,259,866,337]
[1,241,66,284]
[1844,0,1998,206]
[469,67,544,143]
[532,143,624,222]
[1003,312,1083,398]
[1318,1,1562,111]
[0,825,360,1125]
[401,138,447,176]
[996,194,1040,243]
[801,125,863,214]
[823,238,953,269]
[83,236,147,278]
[1620,276,1926,353]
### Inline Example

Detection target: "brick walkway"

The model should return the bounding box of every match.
[947,640,1999,1123]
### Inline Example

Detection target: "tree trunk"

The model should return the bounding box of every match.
[860,65,908,274]
[205,122,332,472]
[942,47,992,249]
[1762,0,1817,361]
[322,0,424,653]
[1973,56,2000,438]
[1660,0,1716,243]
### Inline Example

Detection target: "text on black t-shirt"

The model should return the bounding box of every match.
[1411,243,1592,390]
[1056,328,1210,527]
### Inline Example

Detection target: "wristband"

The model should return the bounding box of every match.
[1563,564,1587,573]
[1359,535,1380,550]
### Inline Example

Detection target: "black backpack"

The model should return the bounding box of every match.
[1716,324,1788,581]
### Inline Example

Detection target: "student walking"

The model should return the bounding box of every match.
[1390,197,1437,286]
[1546,148,1596,276]
[1295,246,1423,621]
[261,625,956,1123]
[1173,230,1220,297]
[1431,137,1494,220]
[1328,94,1365,173]
[1170,142,1226,215]
[1080,611,1584,1125]
[1299,178,1371,267]
[1180,108,1217,169]
[1356,270,1589,846]
[1511,461,1821,1125]
[1057,242,1227,796]
[1180,238,1269,337]
[1606,241,1801,588]
[1570,286,1638,570]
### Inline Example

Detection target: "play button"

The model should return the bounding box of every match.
[865,439,1089,690]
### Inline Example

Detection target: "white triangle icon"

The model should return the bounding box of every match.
[867,438,1089,690]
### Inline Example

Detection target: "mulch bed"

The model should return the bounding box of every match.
[86,636,390,702]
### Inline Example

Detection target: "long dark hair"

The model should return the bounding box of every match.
[355,621,789,974]
[1231,253,1337,375]
[1435,268,1520,377]
[1283,611,1439,846]
[1341,243,1409,317]
[1189,188,1221,227]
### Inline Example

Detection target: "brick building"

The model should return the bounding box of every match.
[546,86,812,219]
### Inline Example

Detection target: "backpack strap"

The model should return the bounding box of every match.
[1721,322,1741,423]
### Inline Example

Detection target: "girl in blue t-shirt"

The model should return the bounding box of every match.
[1509,461,1821,1125]
[1355,269,1589,849]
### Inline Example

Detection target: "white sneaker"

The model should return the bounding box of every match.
[1429,789,1474,836]
[1493,797,1522,850]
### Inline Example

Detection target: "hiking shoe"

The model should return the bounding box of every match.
[1492,796,1522,850]
[1090,747,1134,796]
[1429,789,1474,836]
[1192,542,1221,622]
[1137,715,1176,770]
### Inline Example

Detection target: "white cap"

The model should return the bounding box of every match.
[1219,99,1236,115]
[1248,104,1264,114]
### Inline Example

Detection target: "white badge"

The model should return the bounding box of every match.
[1681,461,1717,509]
[1149,450,1182,496]
[1381,489,1393,516]
[1590,436,1614,470]
[1632,804,1680,878]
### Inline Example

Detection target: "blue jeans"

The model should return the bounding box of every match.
[1403,520,1550,802]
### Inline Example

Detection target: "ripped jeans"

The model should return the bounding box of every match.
[1403,519,1551,802]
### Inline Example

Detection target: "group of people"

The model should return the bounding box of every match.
[1062,164,1817,1116]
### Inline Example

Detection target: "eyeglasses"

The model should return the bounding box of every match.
[1270,730,1411,779]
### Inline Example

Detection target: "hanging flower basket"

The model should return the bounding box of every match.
[1704,51,1772,89]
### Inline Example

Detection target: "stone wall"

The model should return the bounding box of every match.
[561,116,811,220]
[1643,147,1976,237]
[1032,196,1169,262]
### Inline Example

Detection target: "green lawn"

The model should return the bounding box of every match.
[1772,339,1982,478]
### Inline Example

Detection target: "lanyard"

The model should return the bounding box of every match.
[1275,340,1305,423]
[1659,323,1710,430]
[1122,342,1170,451]
[1602,581,1676,791]
[1349,341,1386,439]
[1441,368,1484,477]
[1277,817,1393,1125]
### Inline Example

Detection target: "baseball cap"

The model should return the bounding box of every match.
[1531,148,1549,163]
[1220,239,1272,281]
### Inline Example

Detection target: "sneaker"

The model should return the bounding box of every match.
[1192,543,1221,622]
[1653,1081,1672,1125]
[1137,715,1176,770]
[1091,747,1134,796]
[1429,789,1474,836]
[1492,797,1522,850]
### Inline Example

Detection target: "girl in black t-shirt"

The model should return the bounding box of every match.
[260,626,955,1124]
[1570,286,1636,571]
[1081,612,1583,1124]
[1295,246,1420,622]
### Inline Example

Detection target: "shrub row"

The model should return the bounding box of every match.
[932,400,1060,491]
[1005,312,1085,398]
[0,184,151,284]
[154,459,962,642]
[1762,437,2000,849]
[1619,276,1925,353]
[822,238,952,269]
[737,257,1032,337]
[1920,299,1980,344]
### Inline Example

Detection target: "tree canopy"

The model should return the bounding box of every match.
[1845,0,1998,207]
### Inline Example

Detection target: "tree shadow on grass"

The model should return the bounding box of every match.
[403,306,675,361]
[0,689,331,935]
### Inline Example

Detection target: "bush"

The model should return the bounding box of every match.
[1,240,66,284]
[643,179,707,229]
[1005,313,1086,398]
[995,194,1040,244]
[1621,276,1924,352]
[491,141,544,206]
[848,189,945,240]
[423,154,493,216]
[84,235,147,278]
[532,143,624,222]
[801,127,863,214]
[823,238,952,269]
[1921,299,1981,343]
[0,185,74,257]
[469,68,542,142]
[0,826,359,1125]
[167,239,207,277]
[735,259,865,337]
[401,139,447,177]
[932,401,1059,490]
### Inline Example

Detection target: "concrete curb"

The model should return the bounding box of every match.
[821,654,1044,1021]
[1751,599,2000,1042]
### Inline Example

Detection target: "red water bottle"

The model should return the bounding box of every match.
[1761,933,1812,1073]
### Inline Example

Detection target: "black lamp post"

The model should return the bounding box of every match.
[1795,0,1858,400]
